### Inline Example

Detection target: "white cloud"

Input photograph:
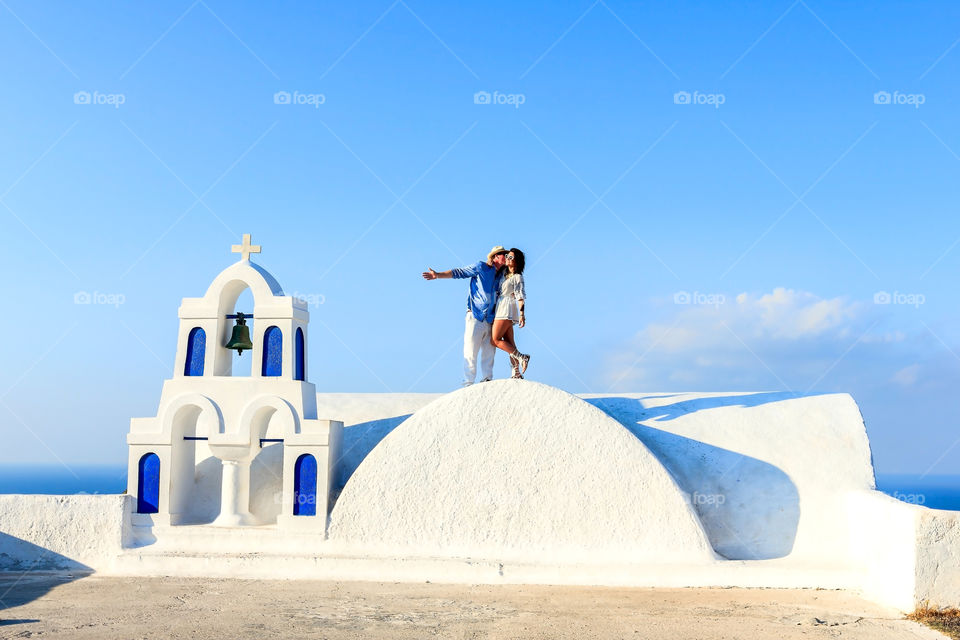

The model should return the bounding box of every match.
[891,364,921,387]
[604,288,905,392]
[745,288,861,339]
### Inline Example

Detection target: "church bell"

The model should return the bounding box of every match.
[225,312,254,355]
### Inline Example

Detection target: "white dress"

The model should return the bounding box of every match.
[495,273,525,324]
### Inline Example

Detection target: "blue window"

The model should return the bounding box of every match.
[293,454,317,516]
[184,327,205,376]
[137,453,160,514]
[295,328,305,381]
[262,326,282,376]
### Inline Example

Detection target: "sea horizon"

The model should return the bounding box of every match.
[0,464,958,512]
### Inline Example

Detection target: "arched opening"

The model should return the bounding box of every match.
[137,453,160,514]
[262,326,283,377]
[184,327,205,376]
[247,403,286,524]
[293,454,317,516]
[169,403,222,524]
[295,328,305,381]
[229,288,254,377]
[249,443,283,524]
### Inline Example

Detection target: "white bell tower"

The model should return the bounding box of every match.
[126,235,342,532]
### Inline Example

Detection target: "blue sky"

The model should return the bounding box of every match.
[1,1,959,476]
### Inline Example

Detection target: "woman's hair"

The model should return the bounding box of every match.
[509,248,525,275]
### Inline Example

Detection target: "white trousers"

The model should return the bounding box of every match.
[463,312,495,385]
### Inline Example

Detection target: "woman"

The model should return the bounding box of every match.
[491,248,530,378]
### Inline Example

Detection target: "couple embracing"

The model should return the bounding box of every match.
[422,245,530,384]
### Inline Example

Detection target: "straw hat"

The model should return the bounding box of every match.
[487,245,507,262]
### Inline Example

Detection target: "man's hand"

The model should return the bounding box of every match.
[422,268,438,280]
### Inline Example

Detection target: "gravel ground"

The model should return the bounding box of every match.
[0,574,948,639]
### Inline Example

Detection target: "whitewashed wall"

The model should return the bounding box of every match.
[0,495,129,572]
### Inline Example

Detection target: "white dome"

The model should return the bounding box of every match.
[329,380,716,564]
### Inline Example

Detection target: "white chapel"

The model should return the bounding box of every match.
[125,235,342,530]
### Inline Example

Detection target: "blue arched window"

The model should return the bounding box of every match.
[293,454,317,516]
[295,328,305,381]
[184,327,205,376]
[137,453,160,514]
[262,326,282,376]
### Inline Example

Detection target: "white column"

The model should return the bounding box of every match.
[212,460,260,526]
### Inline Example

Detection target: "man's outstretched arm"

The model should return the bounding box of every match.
[422,268,453,280]
[424,262,482,280]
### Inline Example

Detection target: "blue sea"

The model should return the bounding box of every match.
[875,474,960,511]
[0,466,957,511]
[0,464,127,495]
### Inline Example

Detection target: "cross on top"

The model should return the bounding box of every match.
[231,234,261,262]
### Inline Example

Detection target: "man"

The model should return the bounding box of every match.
[422,246,508,386]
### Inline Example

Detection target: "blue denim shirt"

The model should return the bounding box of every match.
[451,261,500,323]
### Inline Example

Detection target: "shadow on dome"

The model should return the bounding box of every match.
[609,391,831,422]
[587,396,800,560]
[335,415,412,493]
